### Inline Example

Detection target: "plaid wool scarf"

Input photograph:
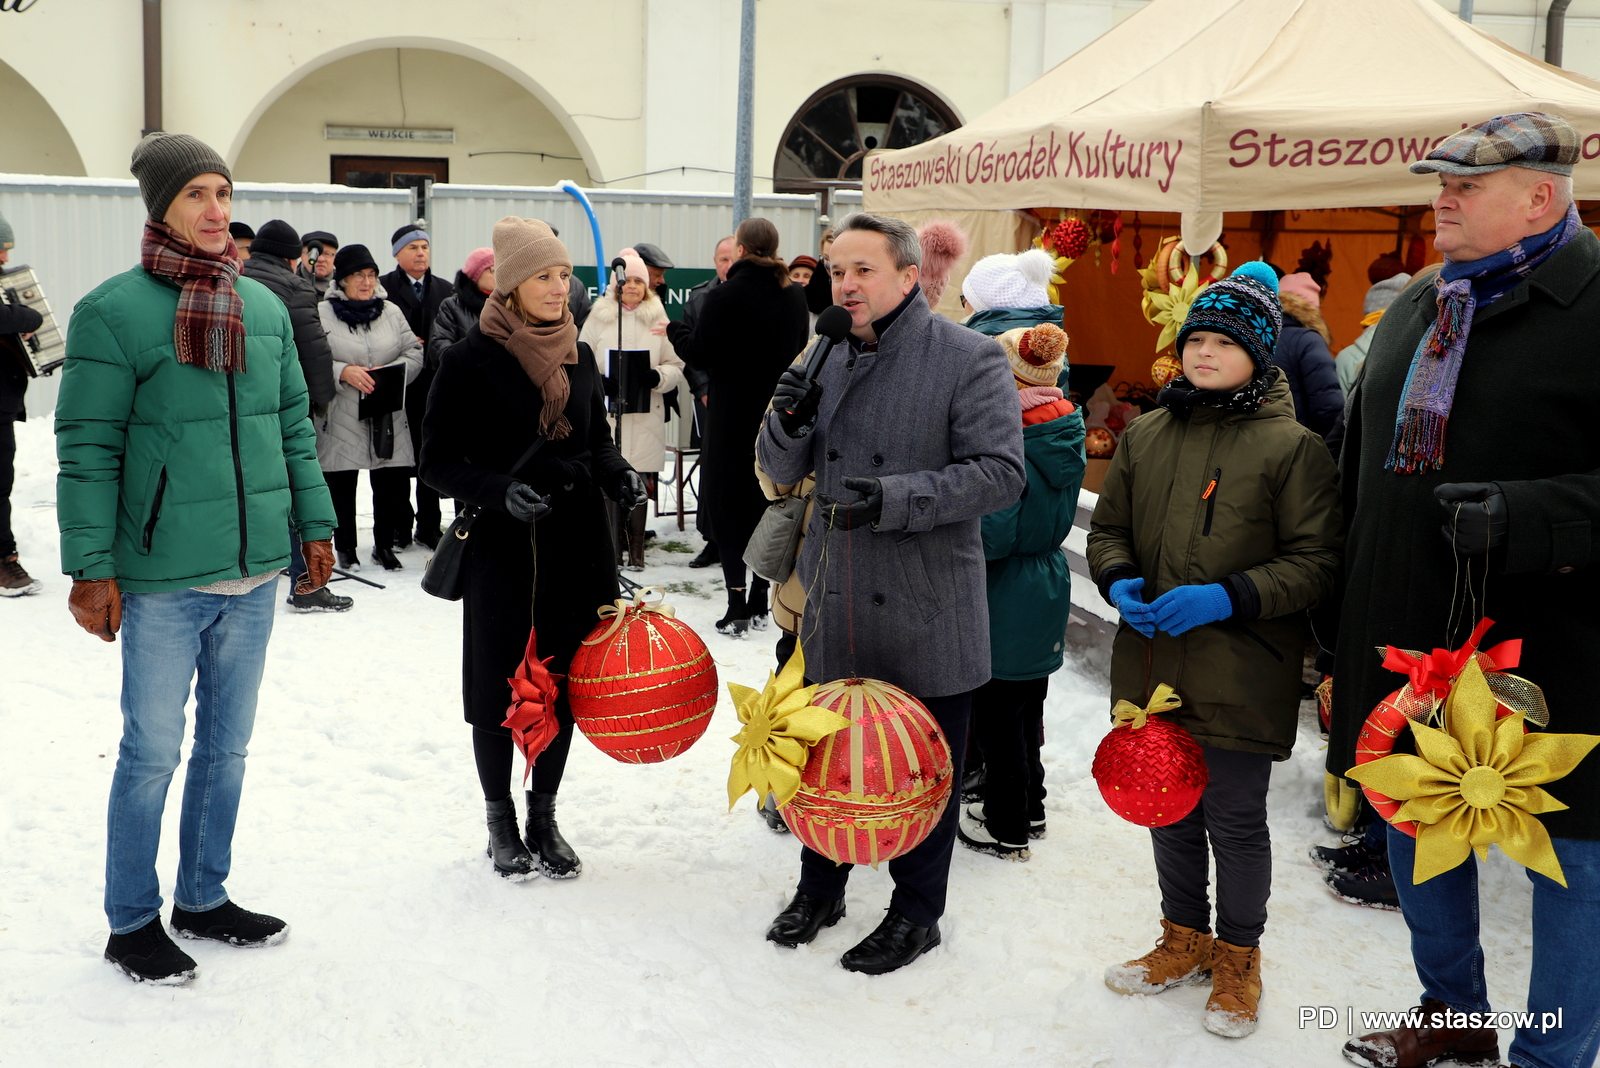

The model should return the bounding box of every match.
[1387,202,1582,473]
[141,221,247,374]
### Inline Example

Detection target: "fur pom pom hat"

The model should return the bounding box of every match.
[917,219,970,310]
[1176,260,1283,370]
[997,323,1068,387]
[962,248,1054,312]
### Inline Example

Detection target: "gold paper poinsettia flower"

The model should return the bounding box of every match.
[726,645,850,811]
[1348,658,1600,886]
[1140,262,1203,352]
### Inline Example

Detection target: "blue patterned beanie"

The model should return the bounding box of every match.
[1176,260,1282,369]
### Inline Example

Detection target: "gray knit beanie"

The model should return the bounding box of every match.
[130,132,231,221]
[0,210,13,250]
[1363,273,1413,316]
[491,217,571,298]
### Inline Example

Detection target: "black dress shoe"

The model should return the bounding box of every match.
[766,891,845,947]
[415,525,442,551]
[688,543,720,569]
[370,545,402,571]
[392,529,413,550]
[840,908,940,974]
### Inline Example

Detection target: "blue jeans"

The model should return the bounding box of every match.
[104,579,277,933]
[1389,824,1600,1068]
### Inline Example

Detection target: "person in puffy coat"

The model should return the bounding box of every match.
[956,322,1084,862]
[240,219,335,410]
[428,247,494,373]
[316,244,423,571]
[578,249,685,570]
[1088,261,1341,1040]
[1271,272,1343,444]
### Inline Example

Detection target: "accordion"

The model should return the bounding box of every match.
[1,264,66,377]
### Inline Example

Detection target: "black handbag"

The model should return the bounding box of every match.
[421,431,549,601]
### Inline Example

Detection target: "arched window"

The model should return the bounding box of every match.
[774,75,959,192]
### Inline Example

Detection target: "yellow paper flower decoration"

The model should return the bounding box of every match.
[726,645,850,811]
[1139,261,1203,353]
[1347,658,1600,886]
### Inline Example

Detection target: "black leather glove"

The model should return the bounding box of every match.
[505,482,552,524]
[1435,482,1507,556]
[818,476,883,530]
[771,366,822,438]
[613,469,650,511]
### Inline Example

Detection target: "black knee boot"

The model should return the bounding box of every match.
[486,795,535,880]
[717,586,749,638]
[525,792,582,879]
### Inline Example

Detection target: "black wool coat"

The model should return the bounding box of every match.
[384,267,454,452]
[427,271,487,372]
[0,299,44,418]
[1328,227,1600,840]
[241,253,336,407]
[666,258,809,554]
[420,327,630,729]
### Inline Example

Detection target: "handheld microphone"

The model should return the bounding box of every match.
[783,305,853,419]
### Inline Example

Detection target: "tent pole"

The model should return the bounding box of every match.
[1457,0,1473,23]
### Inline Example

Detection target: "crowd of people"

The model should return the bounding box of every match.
[5,109,1598,1068]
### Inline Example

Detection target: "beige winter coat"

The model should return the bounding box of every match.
[316,283,424,471]
[578,293,686,473]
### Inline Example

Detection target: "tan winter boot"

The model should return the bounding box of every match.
[1204,939,1262,1038]
[1104,918,1213,996]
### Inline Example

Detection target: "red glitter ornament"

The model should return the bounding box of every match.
[1053,218,1091,260]
[567,589,718,764]
[781,677,953,867]
[1092,685,1208,827]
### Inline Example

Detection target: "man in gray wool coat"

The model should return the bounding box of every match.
[756,212,1025,975]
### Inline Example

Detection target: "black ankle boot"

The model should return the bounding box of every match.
[525,791,582,879]
[485,795,535,880]
[717,587,749,638]
[840,908,941,974]
[766,890,846,947]
[747,580,770,632]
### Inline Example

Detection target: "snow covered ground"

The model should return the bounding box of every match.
[1,416,1541,1068]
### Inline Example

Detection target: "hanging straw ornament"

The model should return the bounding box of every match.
[567,586,719,763]
[1092,684,1209,827]
[502,627,564,782]
[726,644,850,811]
[1348,656,1599,886]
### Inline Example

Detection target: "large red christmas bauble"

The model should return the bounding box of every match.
[1092,716,1208,827]
[781,678,953,867]
[567,600,718,764]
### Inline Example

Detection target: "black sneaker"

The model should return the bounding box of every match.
[0,554,42,597]
[1308,835,1386,877]
[1324,862,1400,912]
[171,900,289,947]
[288,586,354,612]
[105,919,198,985]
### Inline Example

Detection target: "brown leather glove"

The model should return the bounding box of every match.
[299,539,334,594]
[69,578,122,642]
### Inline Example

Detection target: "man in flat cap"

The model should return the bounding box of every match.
[1327,112,1600,1068]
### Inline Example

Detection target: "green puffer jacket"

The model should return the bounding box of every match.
[56,267,335,592]
[1087,370,1342,758]
[982,407,1086,680]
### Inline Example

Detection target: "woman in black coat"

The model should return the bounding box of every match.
[666,217,809,635]
[421,218,644,881]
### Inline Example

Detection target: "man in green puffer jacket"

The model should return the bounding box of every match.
[1088,261,1341,1040]
[957,321,1085,863]
[55,133,336,987]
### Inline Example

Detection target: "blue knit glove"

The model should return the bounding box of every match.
[1108,577,1156,638]
[1148,583,1233,636]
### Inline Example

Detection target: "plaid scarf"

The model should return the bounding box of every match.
[141,221,247,374]
[1387,203,1582,473]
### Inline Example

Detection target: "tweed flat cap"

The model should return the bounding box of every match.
[1410,112,1578,177]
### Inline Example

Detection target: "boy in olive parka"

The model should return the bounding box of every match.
[1088,261,1341,1040]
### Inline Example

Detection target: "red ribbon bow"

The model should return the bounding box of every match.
[1381,617,1522,700]
[503,626,564,782]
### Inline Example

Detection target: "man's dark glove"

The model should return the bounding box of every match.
[819,476,883,530]
[69,578,121,642]
[1435,482,1507,556]
[298,539,334,593]
[613,469,651,511]
[505,482,552,523]
[771,366,822,438]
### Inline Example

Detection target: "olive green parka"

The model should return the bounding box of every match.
[1087,370,1342,758]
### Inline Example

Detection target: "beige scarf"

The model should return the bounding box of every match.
[480,295,578,440]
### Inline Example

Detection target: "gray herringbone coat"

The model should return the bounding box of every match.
[757,293,1025,698]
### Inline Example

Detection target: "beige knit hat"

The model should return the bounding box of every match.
[996,323,1068,387]
[491,217,571,298]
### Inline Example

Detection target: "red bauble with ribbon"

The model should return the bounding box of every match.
[1354,618,1545,837]
[781,677,954,867]
[567,588,718,764]
[1092,685,1209,827]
